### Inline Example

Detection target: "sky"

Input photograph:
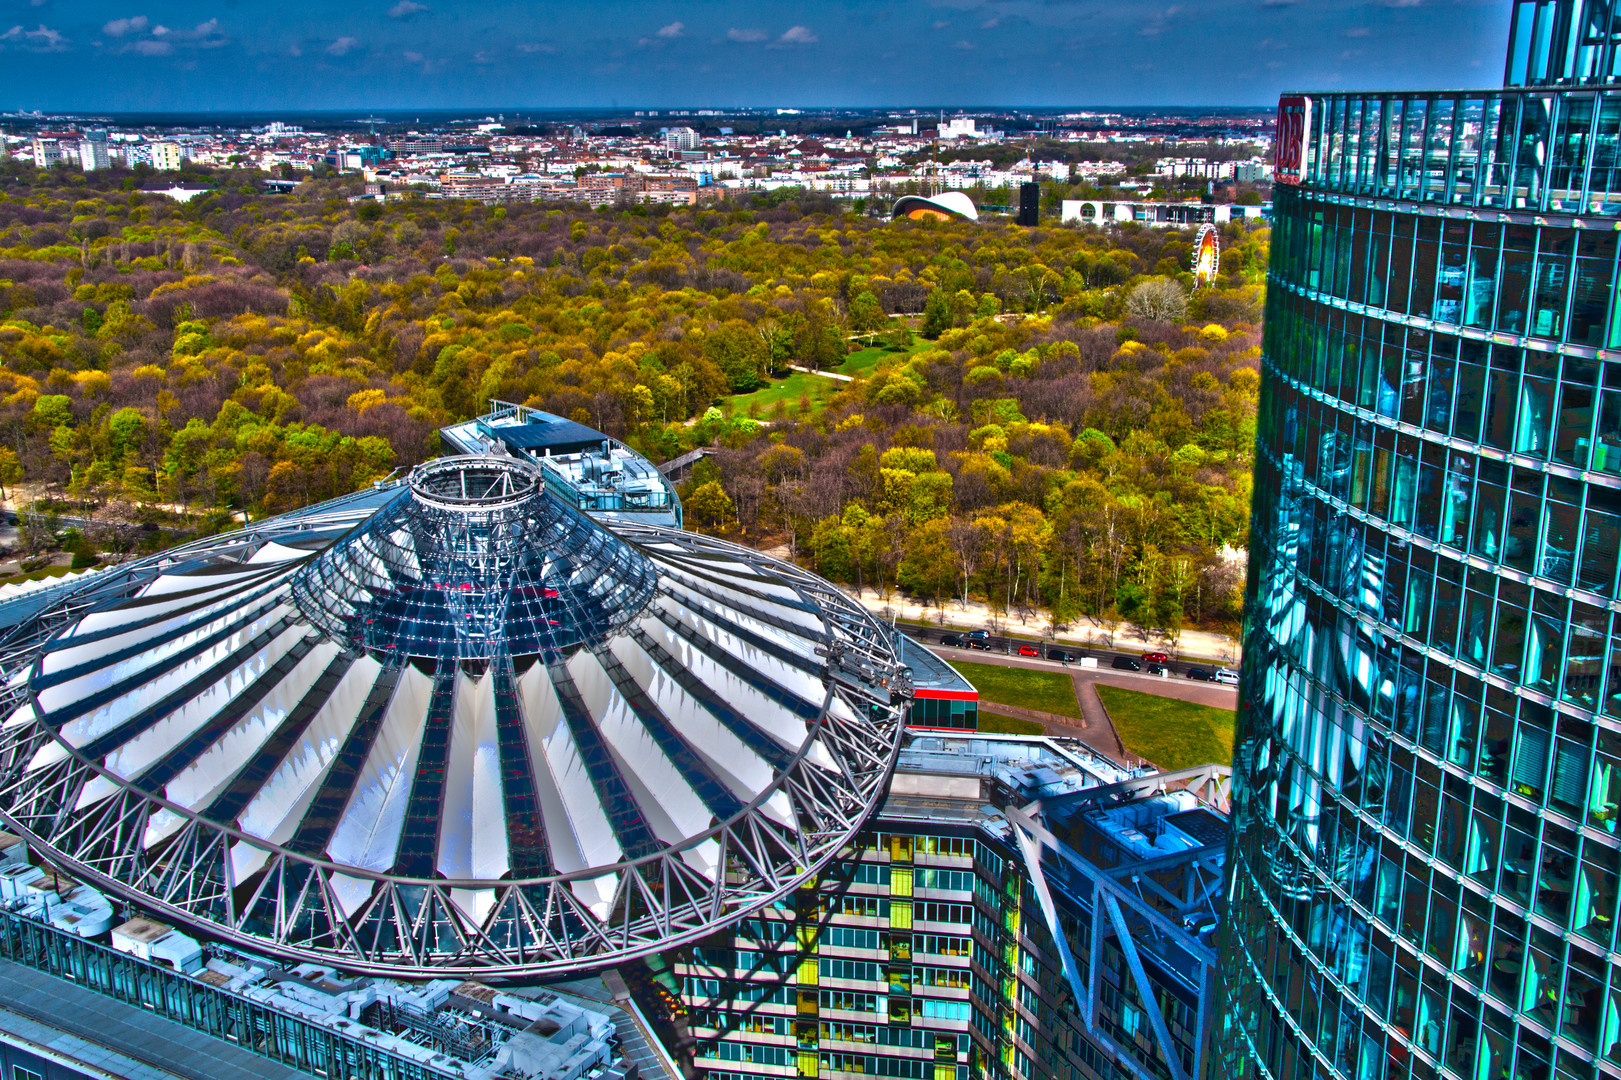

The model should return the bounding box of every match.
[0,0,1513,113]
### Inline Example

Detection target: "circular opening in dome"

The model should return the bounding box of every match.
[409,456,541,512]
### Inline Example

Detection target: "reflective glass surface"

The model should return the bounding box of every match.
[1217,92,1621,1080]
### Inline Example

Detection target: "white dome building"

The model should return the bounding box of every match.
[0,456,909,978]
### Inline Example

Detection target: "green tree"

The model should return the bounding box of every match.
[921,288,952,339]
[686,481,734,533]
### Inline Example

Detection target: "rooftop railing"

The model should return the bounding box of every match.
[1296,88,1621,215]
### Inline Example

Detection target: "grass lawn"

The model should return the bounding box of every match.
[1094,685,1235,771]
[836,340,928,377]
[0,564,76,588]
[975,711,1045,736]
[949,660,1084,720]
[728,370,842,416]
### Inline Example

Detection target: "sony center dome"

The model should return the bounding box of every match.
[0,455,909,978]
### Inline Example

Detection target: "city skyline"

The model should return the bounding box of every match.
[0,0,1510,113]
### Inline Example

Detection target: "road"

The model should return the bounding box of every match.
[902,626,1239,694]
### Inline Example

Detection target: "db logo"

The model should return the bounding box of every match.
[1274,95,1312,186]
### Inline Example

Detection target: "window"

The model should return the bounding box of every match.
[13,1069,41,1080]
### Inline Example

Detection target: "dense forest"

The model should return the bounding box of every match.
[0,164,1266,635]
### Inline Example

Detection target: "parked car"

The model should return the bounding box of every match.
[940,634,965,647]
[1047,649,1078,662]
[1145,663,1165,676]
[1017,644,1040,657]
[1215,668,1240,685]
[1186,667,1216,682]
[1142,651,1169,664]
[968,639,994,651]
[1111,656,1141,671]
[967,629,990,640]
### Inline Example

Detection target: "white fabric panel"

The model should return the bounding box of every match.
[660,576,818,660]
[64,571,277,638]
[3,701,34,729]
[569,872,619,923]
[44,583,283,675]
[228,840,271,883]
[437,669,508,882]
[142,562,281,597]
[325,665,434,874]
[656,595,824,706]
[655,559,824,633]
[516,662,621,874]
[162,642,340,813]
[604,636,796,831]
[103,624,307,784]
[636,614,810,753]
[48,602,292,740]
[567,651,712,850]
[236,655,381,846]
[327,873,376,919]
[142,806,185,849]
[448,886,497,926]
[74,774,116,810]
[247,541,315,564]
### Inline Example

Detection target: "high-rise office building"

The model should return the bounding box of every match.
[1215,3,1621,1078]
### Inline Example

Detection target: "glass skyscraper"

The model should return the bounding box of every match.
[1216,4,1621,1079]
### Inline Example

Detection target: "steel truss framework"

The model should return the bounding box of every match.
[0,465,909,979]
[1011,763,1233,1080]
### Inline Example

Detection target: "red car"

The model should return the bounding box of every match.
[1018,644,1040,657]
[1142,651,1169,664]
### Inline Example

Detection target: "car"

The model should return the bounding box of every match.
[1215,668,1240,685]
[1047,648,1078,662]
[1142,651,1169,664]
[1186,667,1216,682]
[967,629,990,640]
[940,634,965,648]
[1018,644,1040,657]
[1111,656,1141,671]
[1145,663,1165,676]
[968,639,994,651]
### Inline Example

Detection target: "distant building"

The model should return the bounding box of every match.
[77,130,109,172]
[1060,199,1267,228]
[151,141,183,171]
[891,191,979,222]
[29,137,64,168]
[1017,181,1040,226]
[665,126,700,152]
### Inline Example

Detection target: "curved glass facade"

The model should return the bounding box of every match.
[1214,72,1621,1080]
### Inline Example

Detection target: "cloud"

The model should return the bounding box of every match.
[980,16,1000,28]
[1346,26,1370,36]
[1,23,66,51]
[327,35,359,56]
[776,25,817,44]
[1139,5,1181,36]
[952,39,974,49]
[726,27,767,42]
[656,20,684,38]
[133,39,170,54]
[517,41,557,53]
[1260,0,1298,6]
[102,15,148,37]
[387,1,426,17]
[932,19,950,29]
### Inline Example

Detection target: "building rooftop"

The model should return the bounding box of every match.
[440,402,681,528]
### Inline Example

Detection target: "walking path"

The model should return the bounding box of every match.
[852,586,1241,664]
[788,364,854,382]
